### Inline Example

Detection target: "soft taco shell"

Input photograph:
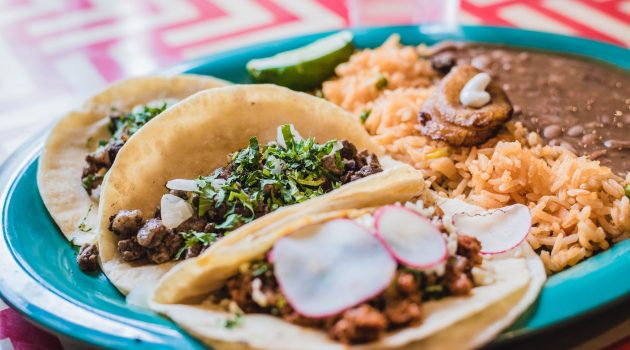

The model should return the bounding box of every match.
[409,243,545,350]
[149,205,542,350]
[97,84,426,298]
[38,74,228,246]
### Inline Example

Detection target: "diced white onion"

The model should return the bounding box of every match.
[211,178,226,191]
[166,179,198,192]
[268,157,283,175]
[160,194,194,229]
[251,278,268,307]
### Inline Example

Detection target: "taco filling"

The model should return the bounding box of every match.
[82,101,174,195]
[205,204,486,345]
[106,124,383,265]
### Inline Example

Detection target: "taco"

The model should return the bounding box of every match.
[96,84,425,300]
[149,191,545,350]
[38,75,228,258]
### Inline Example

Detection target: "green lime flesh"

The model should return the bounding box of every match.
[246,31,355,91]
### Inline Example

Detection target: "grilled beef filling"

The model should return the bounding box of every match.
[76,243,99,272]
[213,234,482,345]
[108,130,382,265]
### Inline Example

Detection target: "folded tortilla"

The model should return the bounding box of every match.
[38,74,228,246]
[149,193,545,350]
[96,84,426,298]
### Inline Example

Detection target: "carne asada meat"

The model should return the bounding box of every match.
[76,243,99,272]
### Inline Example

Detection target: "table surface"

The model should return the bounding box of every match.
[0,1,629,349]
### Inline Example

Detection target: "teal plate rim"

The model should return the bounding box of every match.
[0,25,629,350]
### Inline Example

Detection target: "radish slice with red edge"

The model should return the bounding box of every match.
[375,206,447,269]
[270,219,396,318]
[452,204,531,254]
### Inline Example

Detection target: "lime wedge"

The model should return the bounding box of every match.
[246,31,354,91]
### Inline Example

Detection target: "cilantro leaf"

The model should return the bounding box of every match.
[192,124,345,236]
[82,174,96,190]
[360,109,371,124]
[220,314,243,329]
[280,124,295,149]
[251,261,270,277]
[175,231,218,260]
[77,204,93,232]
[197,196,214,216]
[68,238,82,254]
[215,213,247,230]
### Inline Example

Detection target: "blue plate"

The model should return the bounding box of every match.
[1,26,629,349]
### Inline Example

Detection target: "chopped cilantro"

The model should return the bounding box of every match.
[83,102,172,193]
[215,213,246,230]
[176,231,218,259]
[251,261,270,277]
[221,313,243,329]
[77,204,94,232]
[280,125,296,150]
[193,125,342,233]
[109,103,170,138]
[359,109,371,124]
[424,284,445,299]
[197,196,213,217]
[68,238,81,254]
[626,184,630,198]
[375,75,388,90]
[82,174,95,190]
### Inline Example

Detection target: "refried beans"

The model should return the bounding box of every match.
[432,43,630,174]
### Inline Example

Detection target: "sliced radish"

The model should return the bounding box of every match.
[452,204,531,254]
[375,206,447,269]
[166,179,198,192]
[271,219,396,318]
[160,194,194,229]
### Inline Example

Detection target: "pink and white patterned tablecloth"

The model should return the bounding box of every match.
[0,1,629,349]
